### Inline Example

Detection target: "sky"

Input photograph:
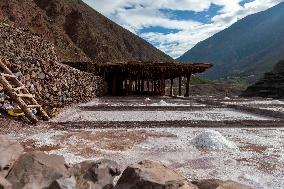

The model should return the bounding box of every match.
[83,0,284,58]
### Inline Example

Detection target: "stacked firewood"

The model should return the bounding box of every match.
[0,23,106,107]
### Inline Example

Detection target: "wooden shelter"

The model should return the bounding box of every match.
[64,61,213,96]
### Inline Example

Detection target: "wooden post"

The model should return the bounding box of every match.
[141,80,144,94]
[112,76,116,96]
[138,80,141,93]
[147,80,150,92]
[154,80,157,93]
[161,79,166,96]
[157,80,160,94]
[135,80,138,92]
[0,59,50,122]
[170,78,174,96]
[185,74,191,97]
[129,79,133,95]
[179,77,182,96]
[125,80,128,96]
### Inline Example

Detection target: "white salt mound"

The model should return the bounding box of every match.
[191,130,238,151]
[158,100,168,106]
[150,100,169,106]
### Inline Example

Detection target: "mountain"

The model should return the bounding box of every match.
[178,2,284,80]
[242,60,284,98]
[0,0,172,63]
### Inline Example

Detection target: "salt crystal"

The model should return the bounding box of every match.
[191,130,238,151]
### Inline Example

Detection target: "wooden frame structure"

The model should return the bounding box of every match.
[64,61,213,96]
[0,59,50,123]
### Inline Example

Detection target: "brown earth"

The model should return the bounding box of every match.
[0,0,173,63]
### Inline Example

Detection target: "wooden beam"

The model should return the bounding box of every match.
[185,74,191,97]
[111,76,116,96]
[154,80,157,93]
[170,78,174,96]
[138,80,141,93]
[161,79,165,96]
[179,77,182,96]
[141,80,144,93]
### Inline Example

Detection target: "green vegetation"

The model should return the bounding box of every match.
[191,76,213,85]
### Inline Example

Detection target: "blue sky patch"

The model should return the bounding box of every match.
[85,0,284,58]
[139,26,181,35]
[240,0,255,6]
[160,4,223,24]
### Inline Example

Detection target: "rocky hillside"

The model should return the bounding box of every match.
[0,23,106,107]
[242,60,284,98]
[178,2,284,80]
[0,0,172,63]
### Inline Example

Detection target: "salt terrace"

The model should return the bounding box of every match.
[1,96,284,189]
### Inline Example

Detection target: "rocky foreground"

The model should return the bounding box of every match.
[0,135,254,189]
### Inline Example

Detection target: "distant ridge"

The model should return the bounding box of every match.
[178,2,284,80]
[0,0,173,63]
[242,60,284,98]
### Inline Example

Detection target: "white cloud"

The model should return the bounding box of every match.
[83,0,284,58]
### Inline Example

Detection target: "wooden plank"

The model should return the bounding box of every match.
[179,77,182,96]
[1,73,16,78]
[13,86,25,91]
[27,105,41,108]
[17,94,35,98]
[0,60,13,74]
[0,75,38,123]
[0,59,50,122]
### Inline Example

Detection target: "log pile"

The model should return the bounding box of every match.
[0,23,106,107]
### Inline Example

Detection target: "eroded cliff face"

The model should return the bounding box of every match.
[243,60,284,98]
[0,0,172,63]
[0,23,106,107]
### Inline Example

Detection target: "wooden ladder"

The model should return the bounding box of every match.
[0,59,50,123]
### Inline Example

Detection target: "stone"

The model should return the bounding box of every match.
[115,160,198,189]
[83,159,121,188]
[51,159,121,189]
[6,152,69,189]
[192,180,254,189]
[0,176,12,189]
[0,23,106,108]
[217,180,254,189]
[48,176,77,189]
[0,135,24,177]
[191,179,223,189]
[38,72,46,79]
